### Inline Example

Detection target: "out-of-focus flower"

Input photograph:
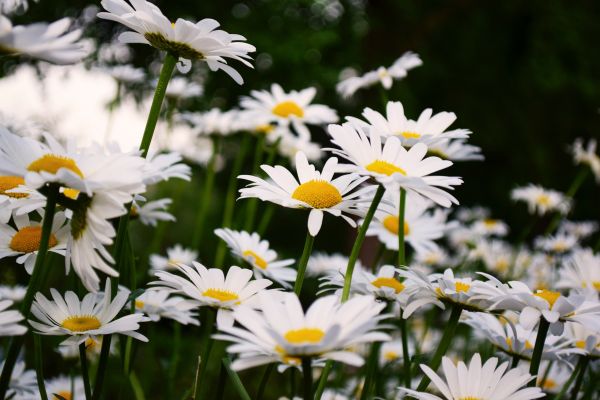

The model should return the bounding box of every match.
[131,198,175,227]
[0,285,26,302]
[45,376,85,400]
[149,244,198,274]
[511,184,571,215]
[165,76,203,100]
[571,138,600,182]
[557,248,600,294]
[0,300,26,336]
[133,289,199,325]
[0,361,37,400]
[307,252,363,277]
[558,220,598,240]
[427,138,484,161]
[535,233,578,255]
[105,64,145,84]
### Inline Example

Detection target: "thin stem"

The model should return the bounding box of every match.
[545,167,590,236]
[313,361,332,400]
[222,358,251,400]
[342,185,386,302]
[510,354,520,368]
[290,368,297,399]
[192,136,221,249]
[397,188,407,267]
[360,342,382,400]
[168,322,182,397]
[255,364,274,400]
[570,356,590,399]
[256,205,276,236]
[92,335,112,400]
[0,185,58,399]
[399,318,411,387]
[194,309,216,400]
[554,356,585,400]
[528,318,550,387]
[34,335,48,400]
[215,359,227,400]
[539,360,553,387]
[294,231,316,295]
[243,134,266,231]
[416,305,463,391]
[80,343,92,400]
[301,357,313,400]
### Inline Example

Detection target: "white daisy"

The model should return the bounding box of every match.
[563,321,600,358]
[413,245,450,268]
[165,76,203,100]
[307,252,363,277]
[571,138,600,182]
[0,173,44,223]
[149,244,198,274]
[214,291,390,370]
[427,138,484,162]
[105,64,145,84]
[239,151,374,236]
[537,361,571,394]
[182,109,241,137]
[133,289,199,325]
[471,218,509,237]
[0,0,37,14]
[240,83,338,139]
[557,248,600,295]
[143,150,191,185]
[57,335,115,360]
[151,263,272,327]
[0,360,37,400]
[131,198,175,227]
[29,279,149,346]
[0,15,89,64]
[214,228,296,288]
[558,220,598,240]
[350,101,471,148]
[336,52,422,97]
[45,375,85,400]
[511,184,571,215]
[534,233,577,255]
[379,339,415,366]
[0,212,68,274]
[277,133,324,164]
[97,0,255,81]
[398,353,544,400]
[327,122,462,207]
[0,300,26,336]
[0,285,26,302]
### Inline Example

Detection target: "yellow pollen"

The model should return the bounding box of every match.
[592,282,600,291]
[85,337,99,350]
[576,340,586,349]
[291,180,342,209]
[242,250,268,269]
[0,176,27,198]
[382,215,410,236]
[202,288,239,302]
[54,391,72,400]
[384,351,399,361]
[134,300,145,309]
[525,340,534,349]
[371,277,405,293]
[505,337,513,350]
[495,259,510,272]
[255,124,274,134]
[455,282,471,293]
[483,219,498,227]
[552,242,569,252]
[284,328,325,344]
[9,226,58,253]
[274,345,302,365]
[534,290,561,308]
[27,154,84,178]
[543,379,557,390]
[536,194,550,206]
[272,101,304,118]
[399,131,421,139]
[365,160,406,176]
[62,188,80,200]
[61,316,101,332]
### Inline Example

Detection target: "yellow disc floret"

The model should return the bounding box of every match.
[365,160,406,176]
[371,277,405,293]
[534,289,561,308]
[454,281,471,293]
[202,288,239,302]
[382,215,410,236]
[27,154,84,178]
[284,328,325,344]
[272,101,304,118]
[61,315,101,332]
[292,180,342,209]
[0,176,27,198]
[9,226,58,253]
[242,250,268,269]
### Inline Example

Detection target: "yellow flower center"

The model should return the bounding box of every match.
[455,282,471,293]
[291,180,342,209]
[255,124,274,134]
[242,250,268,269]
[525,340,534,349]
[202,288,239,302]
[134,300,145,309]
[543,379,557,390]
[54,391,72,400]
[534,290,561,308]
[272,101,304,118]
[383,351,399,361]
[536,194,550,206]
[495,259,510,272]
[483,219,498,227]
[9,226,58,253]
[576,340,586,349]
[371,277,405,293]
[505,337,513,350]
[399,131,421,139]
[365,160,406,176]
[0,176,27,198]
[61,316,101,332]
[62,188,80,200]
[284,328,325,344]
[593,282,600,291]
[382,215,410,236]
[27,154,84,178]
[85,337,99,350]
[274,345,302,365]
[551,242,569,252]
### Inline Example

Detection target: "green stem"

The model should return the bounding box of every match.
[168,322,182,397]
[92,335,112,400]
[80,342,92,400]
[242,134,266,231]
[222,358,251,400]
[359,342,381,400]
[342,185,386,301]
[129,370,145,400]
[313,361,332,400]
[544,167,590,236]
[0,185,58,399]
[539,360,553,387]
[34,335,48,400]
[290,368,297,399]
[511,354,520,368]
[400,318,411,387]
[570,356,590,399]
[192,136,220,249]
[255,364,274,400]
[398,188,407,267]
[302,357,313,400]
[256,205,276,236]
[528,318,550,387]
[416,305,463,391]
[194,309,216,400]
[293,231,316,295]
[554,356,585,400]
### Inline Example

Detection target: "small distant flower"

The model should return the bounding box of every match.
[133,289,199,325]
[182,109,241,137]
[0,212,68,274]
[398,353,544,400]
[239,152,374,236]
[214,292,390,370]
[240,83,338,139]
[455,205,490,223]
[307,252,362,277]
[557,248,600,294]
[98,0,255,81]
[537,361,571,394]
[165,76,203,100]
[571,138,600,182]
[30,279,149,346]
[151,263,272,327]
[45,376,85,400]
[535,233,577,255]
[149,244,198,274]
[0,0,37,14]
[558,220,598,240]
[379,339,415,366]
[511,184,571,216]
[427,138,484,161]
[0,15,90,64]
[0,285,26,302]
[327,122,462,207]
[215,228,296,287]
[143,150,191,185]
[470,239,514,277]
[131,198,175,227]
[413,245,449,268]
[57,335,114,360]
[336,52,422,97]
[471,218,508,237]
[277,133,324,164]
[105,64,145,84]
[0,361,37,400]
[0,300,26,336]
[563,321,600,358]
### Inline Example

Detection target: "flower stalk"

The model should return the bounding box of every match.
[528,318,550,387]
[301,357,313,400]
[293,231,316,295]
[80,342,92,400]
[192,136,221,249]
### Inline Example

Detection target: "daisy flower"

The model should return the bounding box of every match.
[350,101,471,148]
[0,361,37,400]
[471,218,509,237]
[511,184,571,215]
[379,339,415,366]
[327,122,462,207]
[571,138,600,182]
[534,233,577,255]
[556,248,600,294]
[29,279,149,346]
[131,198,175,227]
[336,51,422,97]
[151,263,272,327]
[0,15,89,64]
[0,285,26,302]
[214,228,296,287]
[143,150,192,185]
[132,289,199,325]
[57,336,115,360]
[427,138,484,161]
[45,376,85,400]
[182,109,241,137]
[563,321,600,358]
[0,0,37,14]
[277,133,324,164]
[238,152,374,236]
[0,300,26,336]
[240,83,338,139]
[165,76,203,100]
[398,353,544,400]
[0,212,68,274]
[537,361,571,394]
[413,245,450,268]
[558,220,598,240]
[214,291,390,370]
[105,64,145,84]
[97,0,255,81]
[307,252,363,277]
[149,244,198,274]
